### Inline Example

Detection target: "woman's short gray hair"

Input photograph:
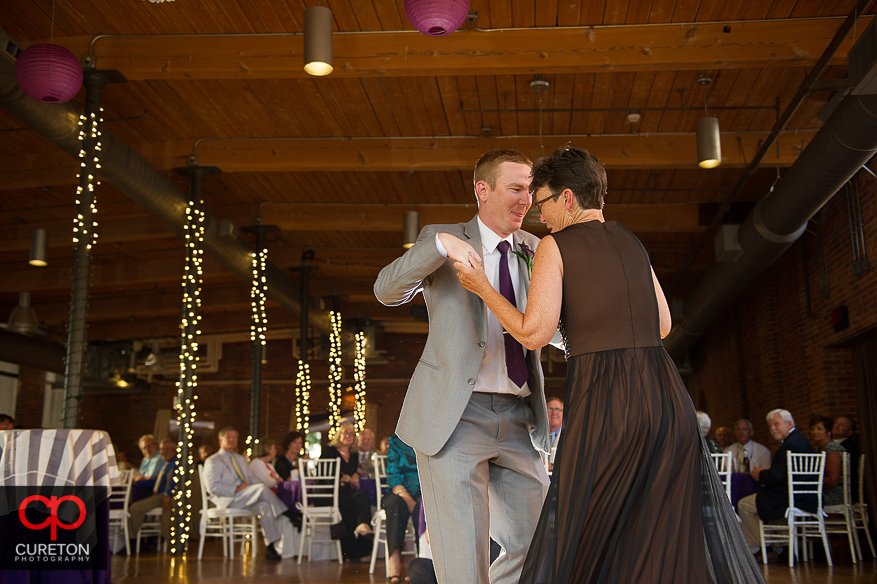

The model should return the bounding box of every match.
[766,409,795,426]
[695,411,711,437]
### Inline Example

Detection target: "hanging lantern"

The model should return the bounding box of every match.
[404,0,470,37]
[14,44,83,103]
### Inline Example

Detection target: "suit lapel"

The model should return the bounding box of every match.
[464,215,482,254]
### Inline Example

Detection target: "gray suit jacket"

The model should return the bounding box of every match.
[203,450,258,507]
[374,215,550,457]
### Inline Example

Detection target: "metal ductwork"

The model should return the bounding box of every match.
[0,329,66,373]
[664,93,877,359]
[0,73,332,334]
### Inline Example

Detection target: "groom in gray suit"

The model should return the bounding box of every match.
[375,149,550,584]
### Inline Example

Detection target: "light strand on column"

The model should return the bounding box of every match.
[170,185,205,556]
[247,246,268,458]
[73,108,102,250]
[296,360,311,434]
[327,310,343,440]
[354,332,367,432]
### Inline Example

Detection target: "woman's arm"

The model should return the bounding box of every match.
[457,236,563,350]
[651,267,671,338]
[824,450,842,489]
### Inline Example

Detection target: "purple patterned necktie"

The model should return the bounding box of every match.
[496,241,529,387]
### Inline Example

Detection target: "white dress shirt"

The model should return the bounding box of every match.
[436,216,530,397]
[724,440,771,472]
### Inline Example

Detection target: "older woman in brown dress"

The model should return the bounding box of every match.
[452,147,764,584]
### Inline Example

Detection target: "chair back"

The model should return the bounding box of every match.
[373,454,389,508]
[839,451,852,506]
[859,454,866,505]
[110,469,134,512]
[710,451,733,501]
[787,451,826,511]
[198,467,211,510]
[299,457,340,509]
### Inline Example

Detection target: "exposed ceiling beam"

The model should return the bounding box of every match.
[1,132,815,190]
[44,19,857,80]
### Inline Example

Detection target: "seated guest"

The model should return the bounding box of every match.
[203,426,296,561]
[114,448,133,472]
[132,434,163,482]
[322,421,374,560]
[0,414,15,430]
[715,426,732,450]
[833,414,861,502]
[810,415,846,507]
[127,438,177,546]
[725,418,771,472]
[197,444,213,467]
[547,397,564,470]
[696,411,723,454]
[249,441,282,492]
[383,434,420,584]
[378,436,390,456]
[357,428,376,477]
[275,431,306,481]
[738,409,815,562]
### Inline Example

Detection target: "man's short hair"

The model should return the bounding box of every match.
[735,418,754,431]
[837,414,857,432]
[766,409,795,426]
[0,414,14,425]
[218,426,237,439]
[473,149,532,196]
[358,428,375,437]
[138,434,156,446]
[546,397,564,406]
[160,438,175,447]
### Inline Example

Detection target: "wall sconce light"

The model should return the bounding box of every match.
[29,228,48,266]
[304,5,334,76]
[695,72,721,169]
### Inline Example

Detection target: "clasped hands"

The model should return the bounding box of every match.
[439,233,488,295]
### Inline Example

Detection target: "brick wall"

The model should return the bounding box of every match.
[693,172,876,449]
[14,366,45,429]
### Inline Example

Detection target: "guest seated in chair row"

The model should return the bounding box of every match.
[128,438,177,547]
[203,426,297,561]
[249,440,283,492]
[833,414,861,502]
[0,414,15,430]
[357,428,377,477]
[321,421,374,561]
[274,431,306,481]
[384,434,421,584]
[725,418,771,473]
[737,408,816,563]
[132,434,163,482]
[809,415,847,507]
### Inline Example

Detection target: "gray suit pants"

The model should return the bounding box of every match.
[416,393,549,584]
[225,483,289,544]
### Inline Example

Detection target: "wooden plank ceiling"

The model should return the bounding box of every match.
[0,0,865,344]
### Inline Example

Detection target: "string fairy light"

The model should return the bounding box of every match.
[170,178,206,556]
[246,246,268,458]
[73,108,102,250]
[295,360,311,434]
[353,332,367,432]
[327,310,343,440]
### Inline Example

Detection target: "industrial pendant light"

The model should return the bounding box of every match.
[303,5,334,76]
[29,228,48,266]
[695,73,721,169]
[7,292,39,335]
[403,171,419,249]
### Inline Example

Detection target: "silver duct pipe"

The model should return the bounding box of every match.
[665,93,877,359]
[0,73,332,334]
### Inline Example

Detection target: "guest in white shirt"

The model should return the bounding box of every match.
[724,418,771,472]
[547,397,563,470]
[249,441,283,492]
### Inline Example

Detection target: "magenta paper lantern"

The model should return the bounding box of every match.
[404,0,470,36]
[14,43,83,103]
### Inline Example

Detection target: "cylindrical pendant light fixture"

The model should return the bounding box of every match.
[696,116,721,169]
[403,211,420,249]
[29,228,48,266]
[304,5,334,76]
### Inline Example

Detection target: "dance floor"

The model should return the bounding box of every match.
[108,538,876,584]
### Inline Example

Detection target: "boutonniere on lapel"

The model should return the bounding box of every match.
[511,243,535,278]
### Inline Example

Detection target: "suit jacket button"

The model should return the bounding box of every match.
[478,341,485,347]
[468,379,475,385]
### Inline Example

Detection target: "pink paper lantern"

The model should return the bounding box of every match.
[405,0,470,36]
[14,43,83,103]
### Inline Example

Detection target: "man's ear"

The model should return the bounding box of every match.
[475,181,488,202]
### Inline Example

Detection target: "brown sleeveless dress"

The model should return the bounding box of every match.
[520,221,764,584]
